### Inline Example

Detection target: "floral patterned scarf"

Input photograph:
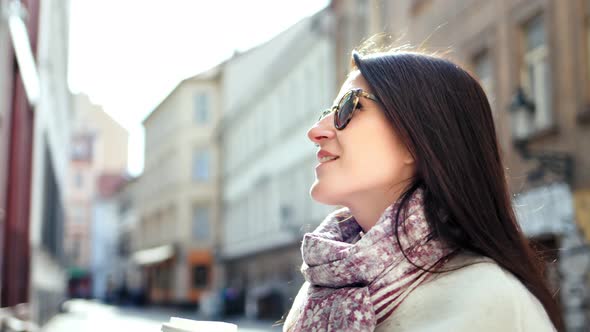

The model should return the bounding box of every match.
[290,188,456,331]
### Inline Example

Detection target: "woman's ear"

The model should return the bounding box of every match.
[403,147,415,165]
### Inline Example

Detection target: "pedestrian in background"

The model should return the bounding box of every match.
[283,47,561,331]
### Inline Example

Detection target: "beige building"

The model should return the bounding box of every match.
[73,94,129,173]
[219,11,336,320]
[330,0,590,330]
[135,65,223,306]
[64,94,128,296]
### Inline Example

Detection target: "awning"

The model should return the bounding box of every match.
[132,244,175,266]
[68,267,89,279]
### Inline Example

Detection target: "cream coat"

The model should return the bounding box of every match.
[284,253,557,332]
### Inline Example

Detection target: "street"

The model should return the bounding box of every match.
[42,300,282,332]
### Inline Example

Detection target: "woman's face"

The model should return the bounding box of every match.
[307,70,416,206]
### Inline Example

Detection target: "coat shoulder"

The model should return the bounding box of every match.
[376,254,556,332]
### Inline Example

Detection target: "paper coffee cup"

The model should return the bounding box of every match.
[161,317,237,332]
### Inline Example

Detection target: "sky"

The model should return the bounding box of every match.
[68,0,330,176]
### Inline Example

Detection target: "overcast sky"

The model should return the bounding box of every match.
[68,0,330,176]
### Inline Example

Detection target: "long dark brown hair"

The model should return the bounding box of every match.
[352,49,563,330]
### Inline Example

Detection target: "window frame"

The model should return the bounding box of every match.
[191,205,210,241]
[520,14,554,133]
[192,264,210,289]
[510,2,558,139]
[193,92,210,125]
[192,148,211,181]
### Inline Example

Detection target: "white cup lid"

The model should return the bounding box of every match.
[161,317,238,332]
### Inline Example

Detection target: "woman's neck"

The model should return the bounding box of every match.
[346,187,405,233]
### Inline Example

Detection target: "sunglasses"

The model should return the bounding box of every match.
[318,88,380,130]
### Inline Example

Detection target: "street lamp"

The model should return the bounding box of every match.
[508,87,573,184]
[509,87,536,157]
[509,87,584,328]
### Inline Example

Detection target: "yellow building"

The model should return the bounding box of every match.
[134,65,223,306]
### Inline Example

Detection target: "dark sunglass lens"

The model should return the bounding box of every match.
[336,92,357,127]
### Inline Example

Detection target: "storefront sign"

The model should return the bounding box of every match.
[513,182,575,237]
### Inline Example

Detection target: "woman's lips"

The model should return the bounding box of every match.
[316,157,339,169]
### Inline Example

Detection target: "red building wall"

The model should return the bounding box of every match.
[1,0,40,307]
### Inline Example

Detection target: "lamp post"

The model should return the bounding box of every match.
[508,87,573,184]
[509,87,585,330]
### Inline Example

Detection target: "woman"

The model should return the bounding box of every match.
[283,49,561,331]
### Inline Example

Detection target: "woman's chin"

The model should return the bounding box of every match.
[310,185,342,206]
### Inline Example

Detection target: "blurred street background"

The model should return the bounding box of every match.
[42,300,281,332]
[0,0,589,331]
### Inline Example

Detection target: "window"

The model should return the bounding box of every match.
[192,265,209,288]
[472,50,495,114]
[194,93,209,124]
[269,95,280,140]
[74,172,83,188]
[192,149,210,181]
[192,206,210,240]
[520,15,553,133]
[71,135,93,161]
[279,167,299,232]
[157,266,171,289]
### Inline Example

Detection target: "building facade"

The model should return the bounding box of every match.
[0,0,75,325]
[28,0,73,324]
[219,11,336,320]
[64,94,128,299]
[331,0,590,330]
[135,66,223,306]
[0,0,40,311]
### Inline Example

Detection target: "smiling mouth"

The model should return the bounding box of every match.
[318,156,339,163]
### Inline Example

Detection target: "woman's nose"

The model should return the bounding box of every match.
[307,114,336,146]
